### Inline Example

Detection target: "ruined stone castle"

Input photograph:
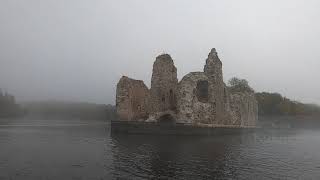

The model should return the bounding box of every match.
[116,49,258,127]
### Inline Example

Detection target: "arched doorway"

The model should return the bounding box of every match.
[158,114,175,125]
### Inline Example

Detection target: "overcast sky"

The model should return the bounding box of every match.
[0,0,319,105]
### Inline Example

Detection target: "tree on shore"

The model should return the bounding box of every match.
[255,92,320,116]
[227,78,320,117]
[0,89,22,117]
[228,77,254,93]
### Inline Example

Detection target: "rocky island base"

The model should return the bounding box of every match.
[111,121,257,136]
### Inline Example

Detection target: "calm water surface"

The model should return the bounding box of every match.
[1,119,320,180]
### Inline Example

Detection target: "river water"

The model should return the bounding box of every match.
[1,119,320,180]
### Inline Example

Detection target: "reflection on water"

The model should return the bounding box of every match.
[1,119,320,179]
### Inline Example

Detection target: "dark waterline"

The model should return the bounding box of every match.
[1,119,320,179]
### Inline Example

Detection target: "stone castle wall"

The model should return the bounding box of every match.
[149,54,178,121]
[177,72,215,124]
[115,49,258,127]
[204,49,226,124]
[116,76,150,121]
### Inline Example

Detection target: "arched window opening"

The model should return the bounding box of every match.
[196,80,209,103]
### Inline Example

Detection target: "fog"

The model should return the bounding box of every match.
[0,0,319,105]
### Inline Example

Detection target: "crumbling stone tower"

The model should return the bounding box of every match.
[204,48,223,83]
[116,76,150,121]
[149,54,178,120]
[204,48,226,123]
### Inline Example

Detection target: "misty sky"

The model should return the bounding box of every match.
[0,0,319,105]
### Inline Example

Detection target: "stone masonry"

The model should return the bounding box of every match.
[148,54,178,121]
[116,49,258,127]
[116,76,150,121]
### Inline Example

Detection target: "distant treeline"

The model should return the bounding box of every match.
[0,90,23,118]
[0,90,117,121]
[226,78,320,117]
[255,92,320,117]
[23,101,117,121]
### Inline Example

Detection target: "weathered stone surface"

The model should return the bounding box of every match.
[204,48,223,84]
[149,54,178,122]
[204,48,226,123]
[229,92,258,127]
[116,76,150,121]
[177,72,215,124]
[115,48,258,128]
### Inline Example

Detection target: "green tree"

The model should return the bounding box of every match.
[255,92,320,116]
[228,77,254,93]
